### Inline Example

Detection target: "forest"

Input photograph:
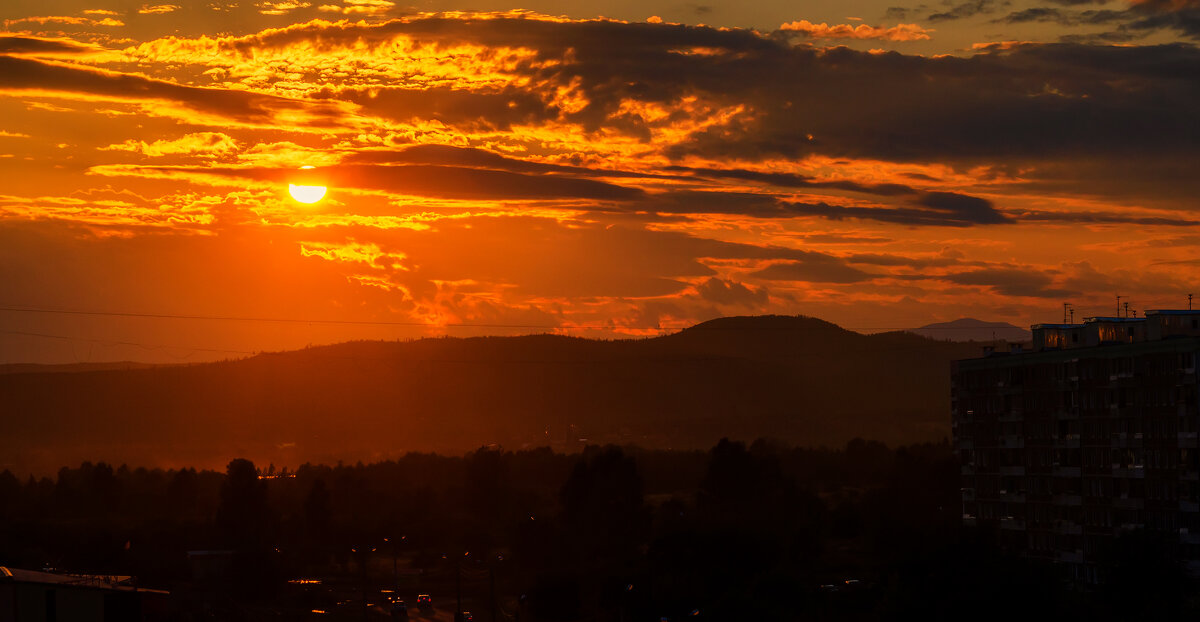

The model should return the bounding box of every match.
[0,439,1194,621]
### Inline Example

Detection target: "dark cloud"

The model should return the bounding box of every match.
[124,163,646,201]
[635,189,1012,227]
[1011,210,1200,226]
[845,251,972,268]
[662,165,918,196]
[210,16,1200,174]
[999,7,1070,23]
[915,191,1011,225]
[941,267,1074,298]
[781,194,1012,227]
[345,145,674,181]
[0,35,93,55]
[0,55,348,127]
[695,277,769,307]
[749,256,876,283]
[320,85,556,131]
[1001,1,1200,39]
[929,0,1009,21]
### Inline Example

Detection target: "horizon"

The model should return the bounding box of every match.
[0,311,1034,366]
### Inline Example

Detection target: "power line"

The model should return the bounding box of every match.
[0,329,255,358]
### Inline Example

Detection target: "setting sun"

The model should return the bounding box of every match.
[288,165,327,204]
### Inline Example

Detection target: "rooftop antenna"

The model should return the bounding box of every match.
[1116,294,1123,317]
[1063,302,1074,324]
[1124,301,1130,319]
[1190,294,1193,311]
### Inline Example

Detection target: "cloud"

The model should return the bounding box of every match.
[99,163,647,201]
[2,15,125,28]
[101,133,241,157]
[1011,209,1200,226]
[695,277,769,307]
[664,165,919,195]
[749,255,876,283]
[139,4,182,14]
[257,1,312,16]
[779,20,933,41]
[914,191,1010,225]
[0,55,353,128]
[928,0,1009,21]
[777,192,1012,227]
[940,267,1074,298]
[0,35,95,55]
[111,14,1200,177]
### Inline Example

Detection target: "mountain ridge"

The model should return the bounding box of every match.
[0,315,988,475]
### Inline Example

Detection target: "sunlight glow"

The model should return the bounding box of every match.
[289,165,327,204]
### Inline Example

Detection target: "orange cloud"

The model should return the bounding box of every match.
[101,132,241,157]
[138,4,182,14]
[779,20,932,41]
[257,1,312,15]
[3,15,125,28]
[0,55,357,129]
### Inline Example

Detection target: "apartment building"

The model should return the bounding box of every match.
[953,310,1200,581]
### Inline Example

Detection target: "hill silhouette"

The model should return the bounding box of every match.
[0,315,986,474]
[910,317,1031,342]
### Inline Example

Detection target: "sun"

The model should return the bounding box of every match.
[289,165,327,204]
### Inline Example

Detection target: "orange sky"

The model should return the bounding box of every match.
[2,1,1199,363]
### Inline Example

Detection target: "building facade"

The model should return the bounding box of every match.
[952,310,1200,581]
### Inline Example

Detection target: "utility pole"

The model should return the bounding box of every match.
[1116,294,1123,317]
[456,554,463,620]
[489,564,498,622]
[1124,302,1130,319]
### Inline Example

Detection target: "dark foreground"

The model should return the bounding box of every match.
[1,439,1196,621]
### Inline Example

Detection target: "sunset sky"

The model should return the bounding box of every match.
[1,0,1198,363]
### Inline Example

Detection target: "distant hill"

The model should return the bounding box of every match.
[909,318,1031,343]
[0,361,161,375]
[0,315,988,475]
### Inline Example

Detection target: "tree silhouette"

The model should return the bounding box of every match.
[216,458,274,597]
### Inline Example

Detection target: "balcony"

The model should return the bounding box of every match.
[1053,466,1081,478]
[1053,494,1083,506]
[1112,467,1145,478]
[1112,497,1145,510]
[1055,436,1081,449]
[1056,551,1084,564]
[1000,466,1026,476]
[1181,501,1200,513]
[999,517,1026,531]
[1000,491,1026,503]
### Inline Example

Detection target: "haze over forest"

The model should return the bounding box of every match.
[0,315,984,475]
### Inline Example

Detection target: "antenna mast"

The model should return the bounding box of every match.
[1116,294,1123,317]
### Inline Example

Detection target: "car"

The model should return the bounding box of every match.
[416,594,432,610]
[454,612,473,622]
[390,599,408,619]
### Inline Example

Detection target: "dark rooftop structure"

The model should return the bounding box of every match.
[0,566,168,622]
